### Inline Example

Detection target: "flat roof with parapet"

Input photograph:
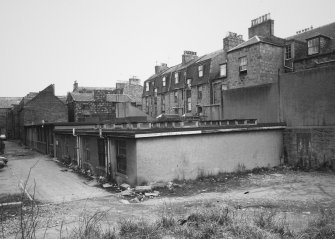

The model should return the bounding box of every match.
[53,120,285,138]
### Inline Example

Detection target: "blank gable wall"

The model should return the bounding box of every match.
[24,91,67,125]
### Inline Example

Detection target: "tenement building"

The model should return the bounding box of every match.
[142,32,244,120]
[142,14,335,170]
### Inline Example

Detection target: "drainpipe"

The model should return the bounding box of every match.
[277,68,282,123]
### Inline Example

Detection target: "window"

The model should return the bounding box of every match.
[197,85,202,100]
[198,65,203,77]
[161,95,165,113]
[174,91,178,103]
[239,57,247,73]
[175,72,179,84]
[220,64,227,77]
[145,82,149,91]
[162,76,166,87]
[285,45,292,59]
[116,140,126,174]
[154,88,157,97]
[187,97,191,112]
[97,139,105,167]
[186,79,192,88]
[213,83,221,104]
[308,38,320,55]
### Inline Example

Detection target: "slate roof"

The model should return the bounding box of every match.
[286,22,335,42]
[106,94,134,103]
[57,96,67,104]
[228,35,284,52]
[22,92,38,105]
[0,97,22,108]
[76,86,115,92]
[69,92,94,102]
[69,92,134,103]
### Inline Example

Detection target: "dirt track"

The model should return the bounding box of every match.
[1,141,335,238]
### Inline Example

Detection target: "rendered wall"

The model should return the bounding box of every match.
[135,129,283,184]
[280,65,335,126]
[222,83,279,123]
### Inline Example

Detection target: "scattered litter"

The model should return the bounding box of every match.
[135,185,152,193]
[303,211,311,215]
[145,191,160,197]
[85,179,100,187]
[150,182,167,189]
[102,183,114,188]
[60,169,68,172]
[130,197,140,203]
[120,199,130,204]
[120,183,131,191]
[244,191,249,194]
[121,189,134,197]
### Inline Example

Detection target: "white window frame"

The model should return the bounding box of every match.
[175,72,179,84]
[162,76,166,87]
[198,65,203,77]
[285,45,292,59]
[308,38,320,55]
[220,64,227,77]
[187,78,192,88]
[239,57,247,73]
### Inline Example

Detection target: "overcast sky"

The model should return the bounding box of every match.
[0,0,334,97]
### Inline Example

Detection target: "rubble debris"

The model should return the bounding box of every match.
[135,185,152,193]
[121,189,134,197]
[120,183,131,191]
[150,182,167,189]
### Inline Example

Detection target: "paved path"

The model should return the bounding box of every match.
[1,141,111,203]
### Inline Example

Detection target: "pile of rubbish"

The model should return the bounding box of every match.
[0,156,8,169]
[101,181,182,203]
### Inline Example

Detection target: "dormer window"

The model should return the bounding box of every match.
[175,72,179,84]
[285,45,292,59]
[162,76,166,87]
[307,37,320,55]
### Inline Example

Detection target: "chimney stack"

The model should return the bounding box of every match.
[182,51,197,65]
[223,32,244,52]
[155,63,168,74]
[248,13,274,39]
[73,81,78,92]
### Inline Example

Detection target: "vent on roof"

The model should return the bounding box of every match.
[296,26,313,35]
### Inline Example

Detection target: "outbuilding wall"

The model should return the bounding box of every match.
[135,129,283,184]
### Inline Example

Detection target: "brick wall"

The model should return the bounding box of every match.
[283,127,335,169]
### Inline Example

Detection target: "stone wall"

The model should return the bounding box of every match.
[283,127,335,169]
[227,43,283,89]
